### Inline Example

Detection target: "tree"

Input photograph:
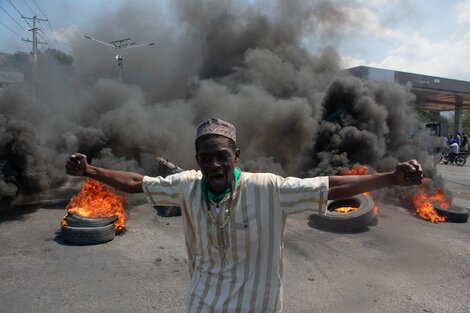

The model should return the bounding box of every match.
[6,52,30,72]
[463,109,470,135]
[417,109,446,124]
[44,49,74,65]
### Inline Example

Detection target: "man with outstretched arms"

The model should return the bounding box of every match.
[66,118,423,313]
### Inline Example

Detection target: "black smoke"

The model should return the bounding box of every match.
[0,0,437,203]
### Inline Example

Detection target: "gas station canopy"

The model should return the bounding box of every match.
[348,66,470,112]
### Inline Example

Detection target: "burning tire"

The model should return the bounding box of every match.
[64,211,118,227]
[315,194,375,232]
[434,206,469,223]
[62,224,116,245]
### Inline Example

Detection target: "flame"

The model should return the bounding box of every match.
[340,165,379,215]
[410,185,449,223]
[335,206,358,213]
[63,178,128,233]
[341,165,370,176]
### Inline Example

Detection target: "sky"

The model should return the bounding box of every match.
[0,0,469,81]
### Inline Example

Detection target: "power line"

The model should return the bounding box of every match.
[37,28,51,46]
[0,4,28,33]
[22,15,48,58]
[0,18,25,39]
[21,0,36,15]
[38,21,54,48]
[7,0,24,18]
[31,0,46,18]
[7,0,32,28]
[39,20,59,50]
[30,0,60,50]
[0,19,30,49]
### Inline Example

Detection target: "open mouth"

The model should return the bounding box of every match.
[208,173,226,186]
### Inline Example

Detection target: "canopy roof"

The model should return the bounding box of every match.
[348,66,470,112]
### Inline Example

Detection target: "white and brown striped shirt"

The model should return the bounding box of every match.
[143,170,328,313]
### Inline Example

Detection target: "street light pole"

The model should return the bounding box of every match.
[84,36,155,82]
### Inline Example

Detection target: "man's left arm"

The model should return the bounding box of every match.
[327,160,423,200]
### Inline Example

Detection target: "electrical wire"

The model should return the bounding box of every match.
[37,28,51,47]
[21,0,36,15]
[31,0,60,50]
[7,0,32,28]
[7,0,24,18]
[0,18,24,39]
[38,22,53,47]
[0,19,30,50]
[9,0,57,51]
[0,4,28,33]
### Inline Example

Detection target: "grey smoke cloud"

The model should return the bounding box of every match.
[0,0,437,203]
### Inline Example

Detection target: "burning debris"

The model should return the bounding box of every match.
[61,178,128,244]
[64,178,128,232]
[395,180,468,223]
[410,185,449,223]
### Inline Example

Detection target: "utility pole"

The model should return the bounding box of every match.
[84,35,155,82]
[22,15,48,64]
[22,15,48,97]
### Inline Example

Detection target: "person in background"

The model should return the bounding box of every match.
[445,139,460,164]
[456,133,462,145]
[460,133,468,153]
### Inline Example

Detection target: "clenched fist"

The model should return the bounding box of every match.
[393,159,423,186]
[66,153,88,176]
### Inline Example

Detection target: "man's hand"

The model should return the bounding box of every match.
[393,159,423,186]
[66,153,88,176]
[65,153,144,193]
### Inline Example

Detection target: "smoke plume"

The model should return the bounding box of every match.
[0,0,437,203]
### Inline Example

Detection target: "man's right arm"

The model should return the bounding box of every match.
[66,153,144,193]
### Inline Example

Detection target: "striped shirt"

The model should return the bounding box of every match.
[143,170,329,313]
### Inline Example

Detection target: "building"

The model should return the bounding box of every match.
[0,70,24,89]
[348,66,470,133]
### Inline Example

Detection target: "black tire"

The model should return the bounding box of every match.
[62,224,116,245]
[454,155,466,166]
[316,194,376,232]
[434,206,469,223]
[64,211,118,227]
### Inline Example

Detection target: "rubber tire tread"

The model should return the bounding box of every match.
[62,224,116,245]
[454,155,466,166]
[435,206,469,223]
[65,211,118,227]
[317,194,375,232]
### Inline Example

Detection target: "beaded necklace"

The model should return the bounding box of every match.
[204,179,234,264]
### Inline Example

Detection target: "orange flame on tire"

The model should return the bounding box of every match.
[340,165,379,215]
[410,185,449,223]
[64,178,128,233]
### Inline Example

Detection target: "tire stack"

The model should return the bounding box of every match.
[62,212,118,245]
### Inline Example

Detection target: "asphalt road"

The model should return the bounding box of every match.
[0,163,469,313]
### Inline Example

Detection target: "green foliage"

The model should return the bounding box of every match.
[417,109,446,123]
[443,110,470,135]
[8,52,30,71]
[44,49,74,65]
[463,110,470,135]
